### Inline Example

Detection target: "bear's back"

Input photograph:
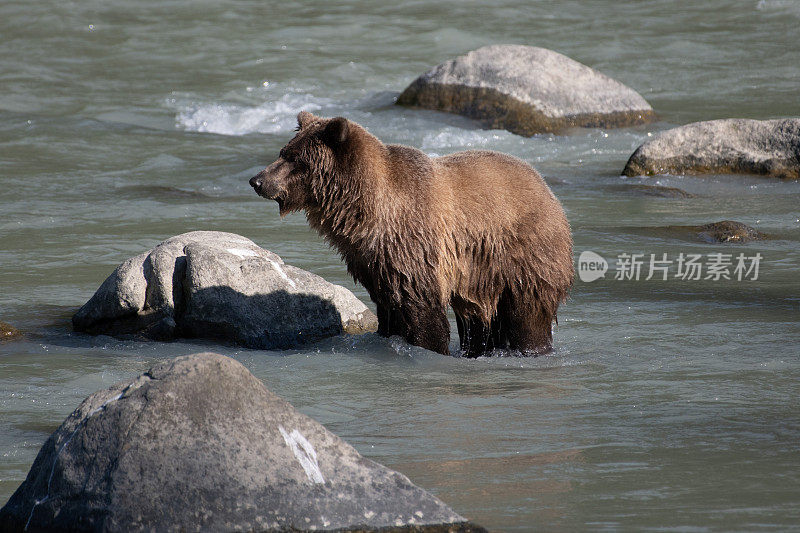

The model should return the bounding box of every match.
[384,144,435,186]
[432,150,564,230]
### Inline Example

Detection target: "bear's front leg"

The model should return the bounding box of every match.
[404,303,451,356]
[375,302,403,338]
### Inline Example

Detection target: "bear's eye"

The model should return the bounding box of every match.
[280,149,297,163]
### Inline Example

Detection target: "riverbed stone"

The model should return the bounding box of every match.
[622,118,800,179]
[610,183,696,198]
[688,220,767,243]
[72,231,377,349]
[0,352,482,532]
[0,321,22,342]
[664,220,769,244]
[396,44,655,135]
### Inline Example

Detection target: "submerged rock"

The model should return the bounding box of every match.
[396,44,655,135]
[690,221,767,244]
[115,184,216,202]
[659,220,767,244]
[0,321,22,342]
[72,231,377,349]
[610,183,696,198]
[623,118,800,179]
[0,352,483,532]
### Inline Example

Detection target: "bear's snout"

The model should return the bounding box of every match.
[249,171,276,198]
[249,174,263,190]
[249,166,288,212]
[249,159,293,202]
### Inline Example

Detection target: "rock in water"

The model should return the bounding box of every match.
[689,221,767,244]
[623,118,800,179]
[0,352,484,532]
[72,231,377,349]
[608,184,696,198]
[0,321,22,342]
[396,44,655,135]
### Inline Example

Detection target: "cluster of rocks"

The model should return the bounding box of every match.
[397,44,796,241]
[397,44,798,181]
[5,233,481,530]
[0,352,484,532]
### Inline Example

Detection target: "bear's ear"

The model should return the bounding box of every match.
[321,117,349,147]
[297,111,316,130]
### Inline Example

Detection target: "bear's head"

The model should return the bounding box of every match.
[249,111,351,217]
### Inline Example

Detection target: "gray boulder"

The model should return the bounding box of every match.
[396,44,655,135]
[623,118,800,179]
[72,231,377,349]
[0,352,483,532]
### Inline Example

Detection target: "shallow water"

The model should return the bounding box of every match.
[2,0,800,530]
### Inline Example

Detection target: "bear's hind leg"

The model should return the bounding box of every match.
[496,289,554,356]
[455,313,495,358]
[405,303,450,355]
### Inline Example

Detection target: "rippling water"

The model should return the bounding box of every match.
[2,1,800,530]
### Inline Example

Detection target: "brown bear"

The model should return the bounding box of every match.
[250,111,573,357]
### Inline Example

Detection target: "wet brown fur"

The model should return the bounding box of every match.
[250,112,573,357]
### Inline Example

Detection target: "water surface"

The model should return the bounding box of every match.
[2,1,800,530]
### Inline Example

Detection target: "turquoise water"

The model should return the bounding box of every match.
[2,1,800,530]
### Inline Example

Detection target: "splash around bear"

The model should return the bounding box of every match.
[250,112,573,357]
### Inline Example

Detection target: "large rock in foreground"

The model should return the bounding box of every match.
[0,352,483,532]
[623,118,800,179]
[396,44,655,135]
[73,231,377,349]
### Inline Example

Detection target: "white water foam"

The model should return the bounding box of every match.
[421,128,511,153]
[171,92,332,136]
[756,0,800,15]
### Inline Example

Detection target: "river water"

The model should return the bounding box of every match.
[2,1,800,530]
